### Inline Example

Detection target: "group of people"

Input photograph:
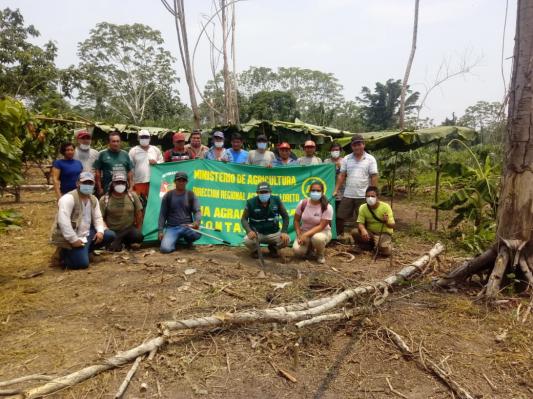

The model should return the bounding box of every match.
[50,128,395,269]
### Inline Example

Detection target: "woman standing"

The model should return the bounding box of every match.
[52,142,83,200]
[292,181,334,264]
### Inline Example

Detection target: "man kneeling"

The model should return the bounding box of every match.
[50,172,115,269]
[241,182,290,257]
[352,186,395,257]
[158,172,201,252]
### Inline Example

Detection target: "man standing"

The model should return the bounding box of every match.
[205,131,233,162]
[129,130,164,199]
[73,130,99,172]
[273,142,297,166]
[352,186,394,257]
[164,132,193,162]
[50,172,114,269]
[228,133,248,164]
[246,135,276,167]
[333,134,378,237]
[94,131,134,196]
[184,130,209,159]
[241,182,290,257]
[158,172,202,253]
[297,140,323,165]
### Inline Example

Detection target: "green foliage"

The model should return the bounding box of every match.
[0,209,22,232]
[458,101,505,144]
[244,90,299,121]
[357,78,419,131]
[76,22,183,125]
[0,96,28,187]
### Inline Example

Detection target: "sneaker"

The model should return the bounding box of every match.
[317,255,326,264]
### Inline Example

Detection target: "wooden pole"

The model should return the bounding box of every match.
[407,150,413,200]
[434,140,442,231]
[390,152,398,209]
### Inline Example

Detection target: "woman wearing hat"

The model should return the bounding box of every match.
[292,181,333,264]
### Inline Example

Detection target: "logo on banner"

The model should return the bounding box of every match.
[301,176,327,198]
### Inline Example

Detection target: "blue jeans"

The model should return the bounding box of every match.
[160,226,201,253]
[61,228,116,269]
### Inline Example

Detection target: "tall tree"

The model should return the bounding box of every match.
[458,101,505,144]
[357,79,419,131]
[245,90,298,122]
[399,0,420,130]
[77,22,179,125]
[161,0,201,129]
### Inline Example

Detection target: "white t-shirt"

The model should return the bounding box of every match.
[340,152,378,198]
[74,147,100,172]
[246,150,276,167]
[295,200,333,232]
[129,145,164,184]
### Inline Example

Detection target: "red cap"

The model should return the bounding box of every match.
[76,130,91,139]
[304,140,316,147]
[173,132,186,142]
[278,142,291,149]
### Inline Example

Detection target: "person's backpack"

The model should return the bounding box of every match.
[164,190,195,214]
[102,192,136,219]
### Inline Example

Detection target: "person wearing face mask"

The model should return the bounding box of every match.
[241,182,290,258]
[292,181,334,264]
[228,133,248,164]
[333,134,378,239]
[184,130,209,159]
[205,131,233,162]
[273,142,297,166]
[50,172,115,269]
[164,131,194,162]
[296,140,323,165]
[129,130,164,200]
[324,142,344,237]
[99,173,144,252]
[74,130,99,172]
[246,135,276,167]
[52,142,83,201]
[352,186,395,257]
[94,131,134,196]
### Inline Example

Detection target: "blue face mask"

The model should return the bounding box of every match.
[309,191,322,201]
[258,193,271,203]
[257,142,267,150]
[79,184,94,195]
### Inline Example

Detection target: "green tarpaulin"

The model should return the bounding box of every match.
[142,160,337,245]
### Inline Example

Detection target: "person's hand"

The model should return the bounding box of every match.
[158,232,164,241]
[247,230,257,240]
[332,189,337,197]
[93,232,104,244]
[383,213,389,223]
[360,229,370,241]
[148,159,157,165]
[280,233,289,246]
[266,164,272,168]
[71,239,84,248]
[297,232,307,245]
[191,221,200,230]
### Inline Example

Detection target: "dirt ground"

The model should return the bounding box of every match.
[0,183,532,399]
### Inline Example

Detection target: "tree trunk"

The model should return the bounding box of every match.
[399,0,419,130]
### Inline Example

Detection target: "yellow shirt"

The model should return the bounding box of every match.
[357,201,395,235]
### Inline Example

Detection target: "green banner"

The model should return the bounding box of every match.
[142,159,336,245]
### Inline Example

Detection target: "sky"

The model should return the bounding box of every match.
[3,0,516,124]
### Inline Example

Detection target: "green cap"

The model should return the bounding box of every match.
[256,182,271,192]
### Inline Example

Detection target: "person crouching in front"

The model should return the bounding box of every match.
[292,181,334,264]
[158,172,201,252]
[241,182,290,257]
[50,172,115,269]
[100,172,144,252]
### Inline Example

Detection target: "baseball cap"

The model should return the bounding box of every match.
[256,182,271,192]
[174,171,188,181]
[138,129,150,138]
[112,172,128,182]
[256,134,268,142]
[76,130,91,139]
[351,134,364,144]
[304,140,316,147]
[213,131,224,139]
[278,142,291,149]
[173,132,186,142]
[79,171,95,182]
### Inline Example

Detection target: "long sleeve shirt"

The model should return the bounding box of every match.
[158,190,201,232]
[57,193,105,243]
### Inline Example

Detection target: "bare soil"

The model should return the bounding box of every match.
[0,184,532,399]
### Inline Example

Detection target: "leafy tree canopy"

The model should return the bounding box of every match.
[458,101,505,144]
[244,90,299,122]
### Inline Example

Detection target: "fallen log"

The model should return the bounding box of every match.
[295,307,364,328]
[436,246,497,287]
[114,355,143,399]
[385,327,475,399]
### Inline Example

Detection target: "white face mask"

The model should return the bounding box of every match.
[366,196,377,206]
[331,150,340,158]
[114,184,127,194]
[139,138,150,146]
[257,142,267,150]
[79,144,91,151]
[214,141,224,148]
